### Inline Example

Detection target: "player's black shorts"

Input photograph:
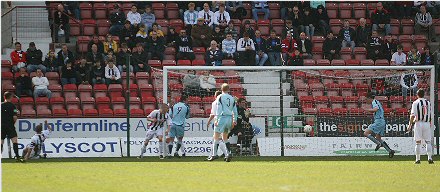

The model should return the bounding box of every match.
[1,124,17,140]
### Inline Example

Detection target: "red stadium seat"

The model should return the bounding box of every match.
[375,59,389,66]
[97,19,111,36]
[222,60,236,66]
[326,2,338,19]
[271,19,284,36]
[1,60,11,72]
[81,97,95,110]
[63,84,77,98]
[303,59,315,66]
[148,60,162,68]
[360,59,374,66]
[268,3,280,19]
[156,19,169,35]
[318,108,333,116]
[333,108,348,116]
[82,19,96,36]
[108,84,123,98]
[242,19,256,28]
[349,108,364,116]
[94,3,108,19]
[114,109,127,117]
[353,47,367,61]
[79,3,93,19]
[111,97,125,110]
[142,96,157,110]
[152,3,165,19]
[303,108,318,115]
[122,3,134,15]
[190,108,205,117]
[66,97,80,110]
[401,19,414,35]
[69,19,81,36]
[49,97,64,110]
[130,108,144,117]
[339,3,353,19]
[340,47,352,60]
[52,108,67,117]
[390,19,400,35]
[35,97,50,111]
[169,19,184,32]
[21,109,36,118]
[68,109,83,117]
[353,3,366,18]
[99,108,114,117]
[330,19,342,34]
[177,60,190,66]
[192,60,205,66]
[77,36,91,53]
[121,72,135,85]
[93,84,108,98]
[257,20,270,36]
[139,84,154,97]
[84,109,99,117]
[414,35,427,50]
[316,59,330,66]
[331,59,345,66]
[312,36,325,48]
[166,2,179,19]
[19,97,34,110]
[78,84,93,100]
[96,97,111,110]
[345,59,360,66]
[129,97,141,109]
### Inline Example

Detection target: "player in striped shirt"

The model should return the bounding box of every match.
[139,103,171,159]
[207,84,238,162]
[167,96,190,158]
[23,120,53,161]
[363,92,395,158]
[407,89,434,164]
[206,90,228,160]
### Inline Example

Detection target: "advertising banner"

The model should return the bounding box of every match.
[258,137,426,156]
[14,118,265,138]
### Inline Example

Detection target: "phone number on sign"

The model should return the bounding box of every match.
[146,147,212,154]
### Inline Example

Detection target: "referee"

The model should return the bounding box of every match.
[407,89,433,164]
[1,92,23,162]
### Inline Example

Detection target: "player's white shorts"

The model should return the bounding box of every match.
[145,128,164,140]
[414,122,432,141]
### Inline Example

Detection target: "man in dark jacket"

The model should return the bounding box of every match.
[57,44,74,68]
[146,31,165,61]
[191,18,213,48]
[15,67,33,97]
[131,43,150,72]
[338,20,356,51]
[288,6,303,39]
[26,42,45,73]
[367,30,385,61]
[355,18,370,47]
[76,59,90,85]
[176,29,196,61]
[254,30,268,66]
[52,4,70,43]
[119,20,136,48]
[323,32,341,61]
[116,43,133,72]
[205,40,223,66]
[371,2,391,35]
[109,4,126,35]
[266,30,282,66]
[316,5,330,36]
[297,32,313,59]
[86,44,105,67]
[87,35,105,54]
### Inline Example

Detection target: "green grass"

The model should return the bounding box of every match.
[3,156,440,192]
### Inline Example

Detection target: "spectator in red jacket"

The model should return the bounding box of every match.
[288,49,304,66]
[371,2,391,35]
[10,42,26,72]
[281,33,297,65]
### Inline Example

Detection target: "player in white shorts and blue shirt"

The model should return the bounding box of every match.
[407,89,434,164]
[206,90,228,160]
[139,103,171,159]
[363,92,395,158]
[167,95,190,158]
[23,120,53,161]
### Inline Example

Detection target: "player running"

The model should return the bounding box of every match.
[23,120,53,161]
[208,83,238,162]
[206,90,228,160]
[363,92,395,158]
[407,89,434,164]
[167,95,190,158]
[139,103,171,159]
[1,92,23,162]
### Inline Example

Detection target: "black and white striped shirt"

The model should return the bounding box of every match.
[147,110,171,130]
[411,98,432,123]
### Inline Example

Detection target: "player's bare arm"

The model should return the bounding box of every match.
[407,115,416,133]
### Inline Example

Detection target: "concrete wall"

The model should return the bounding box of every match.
[1,1,13,54]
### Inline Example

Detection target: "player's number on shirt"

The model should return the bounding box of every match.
[226,98,231,107]
[176,107,182,114]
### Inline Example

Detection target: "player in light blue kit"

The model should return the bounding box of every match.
[208,83,238,162]
[363,92,395,158]
[167,95,190,158]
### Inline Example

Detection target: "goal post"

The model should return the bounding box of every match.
[161,65,437,156]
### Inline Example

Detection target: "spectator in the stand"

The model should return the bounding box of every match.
[199,71,216,96]
[302,7,316,39]
[213,4,230,30]
[371,2,391,35]
[407,44,421,65]
[355,18,370,47]
[395,1,414,19]
[131,43,150,72]
[282,20,295,39]
[240,20,256,40]
[10,42,27,72]
[198,3,214,28]
[109,4,126,36]
[60,61,76,85]
[192,18,212,48]
[88,34,104,54]
[226,1,245,20]
[310,1,325,10]
[15,67,33,97]
[166,27,179,47]
[103,34,119,55]
[400,73,418,96]
[135,24,149,45]
[254,30,268,66]
[222,32,237,59]
[176,29,196,61]
[211,1,221,12]
[52,4,70,43]
[252,1,269,21]
[315,5,330,36]
[184,3,199,36]
[56,44,74,68]
[43,50,58,72]
[104,61,122,85]
[183,70,201,97]
[76,59,90,85]
[26,42,45,73]
[266,30,282,66]
[205,40,223,66]
[117,43,133,72]
[288,6,303,39]
[280,2,294,20]
[141,5,155,30]
[237,32,256,66]
[32,68,51,99]
[63,2,80,20]
[119,20,136,48]
[127,5,141,28]
[421,46,434,65]
[289,49,304,66]
[383,35,398,61]
[323,32,341,61]
[90,61,105,85]
[86,44,105,67]
[212,26,225,48]
[104,50,116,63]
[391,45,407,65]
[281,33,298,65]
[367,30,384,61]
[297,32,313,59]
[146,31,165,61]
[224,22,238,40]
[415,5,436,42]
[149,23,164,38]
[426,1,440,17]
[339,19,356,51]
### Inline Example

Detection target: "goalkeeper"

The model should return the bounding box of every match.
[228,98,254,148]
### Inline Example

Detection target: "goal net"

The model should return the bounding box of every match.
[159,65,437,156]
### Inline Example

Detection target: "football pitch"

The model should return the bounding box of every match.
[2,156,440,192]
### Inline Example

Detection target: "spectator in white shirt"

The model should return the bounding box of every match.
[105,61,121,85]
[415,5,436,42]
[252,1,269,21]
[391,45,407,65]
[237,32,256,66]
[199,71,217,96]
[213,4,230,30]
[198,3,214,27]
[184,2,199,36]
[32,68,51,99]
[127,5,141,28]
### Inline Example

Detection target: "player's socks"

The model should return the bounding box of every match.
[13,143,19,158]
[139,145,147,158]
[213,140,220,157]
[180,143,185,156]
[225,142,231,155]
[176,141,182,152]
[379,140,392,153]
[426,141,433,160]
[158,142,164,156]
[219,142,228,157]
[415,143,421,161]
[1,144,3,153]
[366,134,381,145]
[168,143,173,155]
